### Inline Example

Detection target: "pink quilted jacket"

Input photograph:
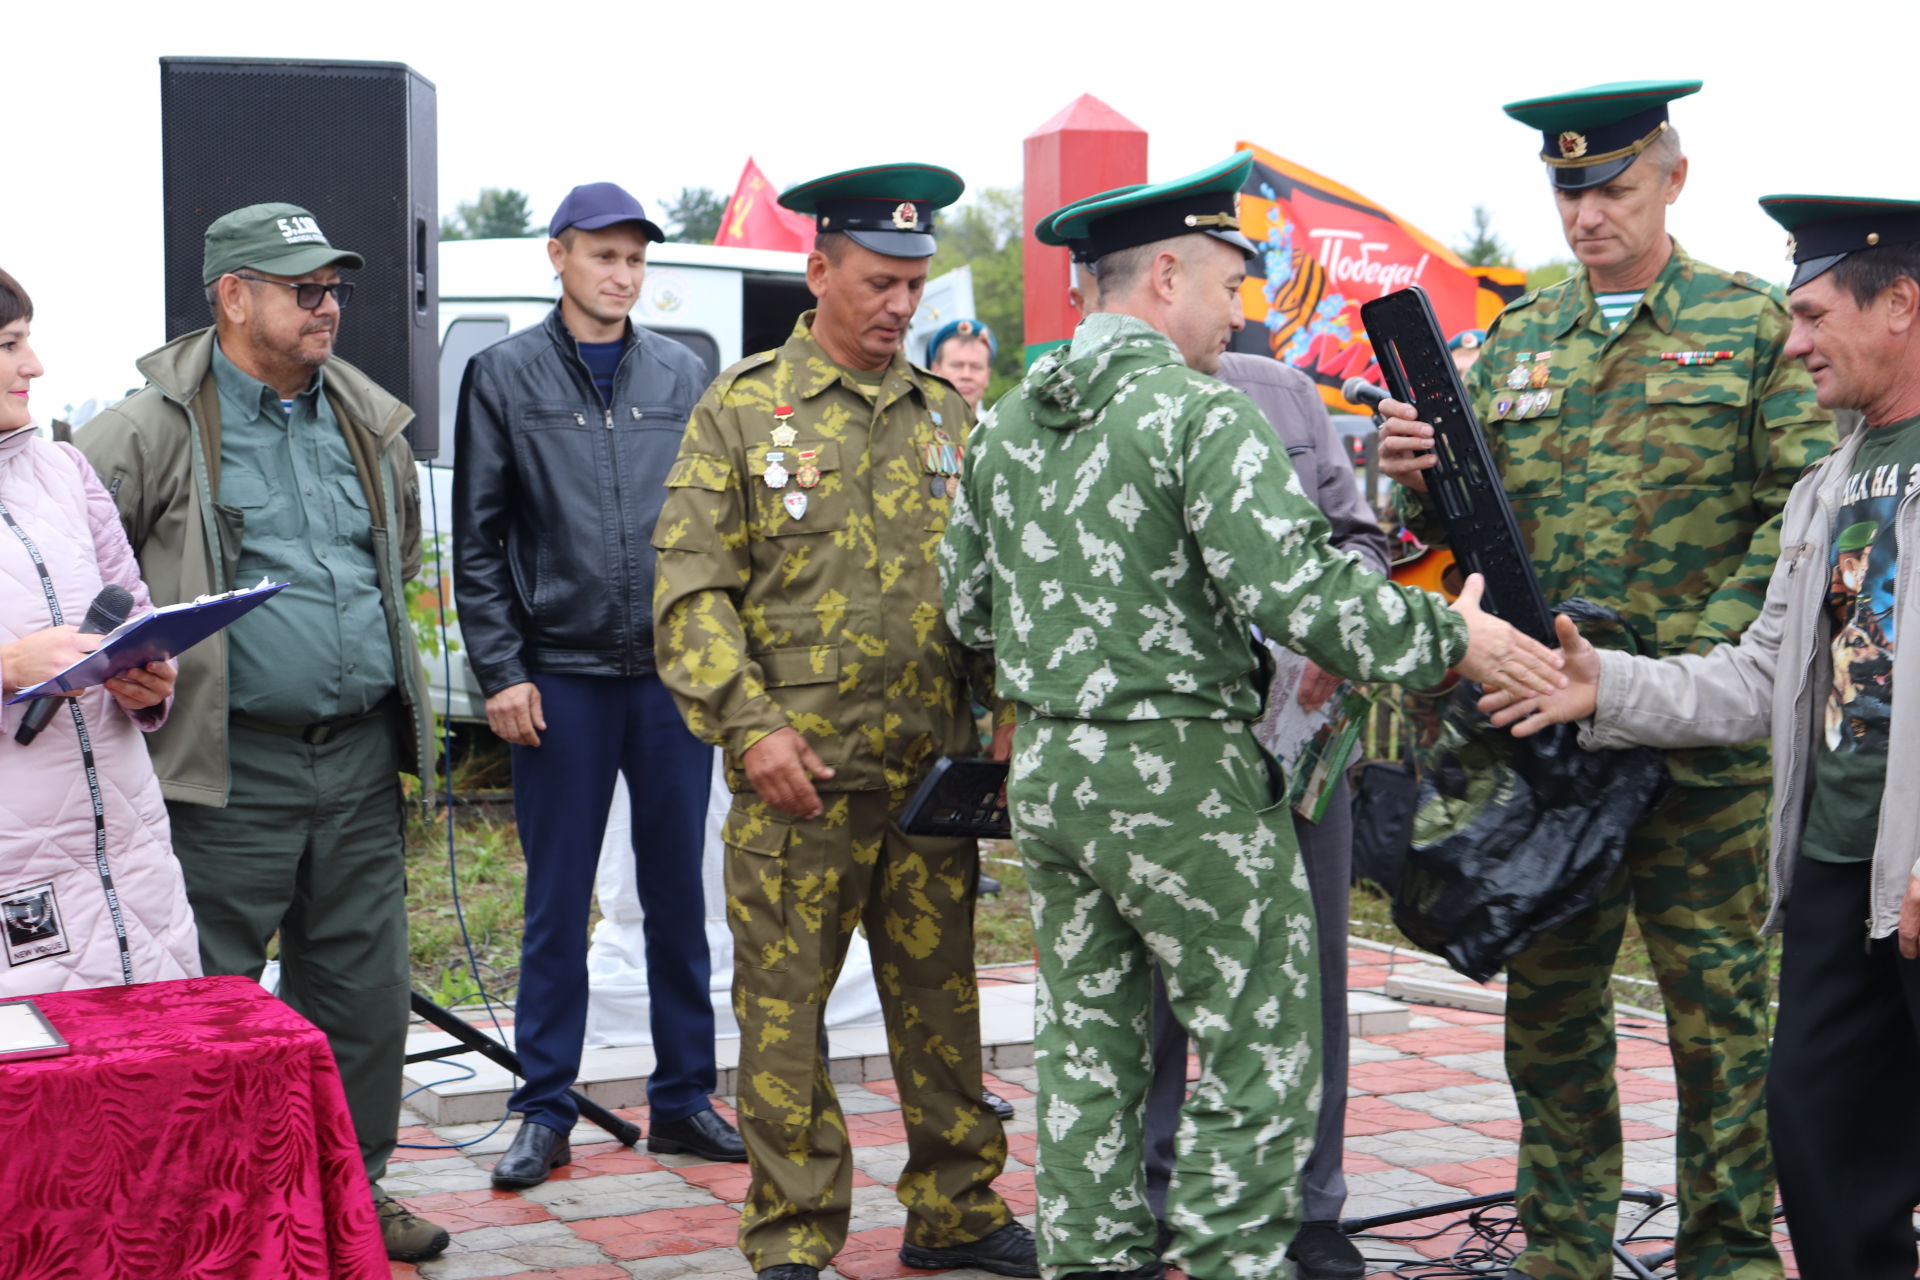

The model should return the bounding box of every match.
[0,425,200,995]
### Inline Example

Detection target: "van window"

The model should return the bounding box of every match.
[439,315,512,468]
[643,327,720,384]
[743,272,817,358]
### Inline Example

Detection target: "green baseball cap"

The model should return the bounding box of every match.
[201,202,365,285]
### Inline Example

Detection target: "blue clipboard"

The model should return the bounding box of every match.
[6,580,287,704]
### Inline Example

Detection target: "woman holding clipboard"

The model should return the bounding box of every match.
[0,267,198,996]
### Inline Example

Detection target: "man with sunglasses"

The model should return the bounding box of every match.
[80,202,447,1263]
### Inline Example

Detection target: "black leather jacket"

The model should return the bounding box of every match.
[453,308,709,694]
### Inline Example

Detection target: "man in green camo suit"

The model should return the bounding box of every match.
[941,153,1565,1280]
[1379,81,1834,1280]
[651,163,1037,1280]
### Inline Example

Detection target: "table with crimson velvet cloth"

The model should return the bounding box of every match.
[0,974,386,1279]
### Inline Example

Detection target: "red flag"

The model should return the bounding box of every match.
[1235,142,1493,412]
[715,158,816,253]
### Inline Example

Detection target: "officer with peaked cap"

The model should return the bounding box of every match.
[1478,193,1920,1280]
[942,153,1564,1280]
[651,164,1036,1280]
[1377,82,1834,1280]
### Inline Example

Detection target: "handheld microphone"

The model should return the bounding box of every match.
[15,585,135,746]
[1341,377,1391,411]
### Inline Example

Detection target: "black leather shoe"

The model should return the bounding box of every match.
[1059,1265,1163,1280]
[983,1087,1016,1120]
[900,1220,1040,1277]
[491,1119,570,1189]
[979,872,1004,896]
[1286,1220,1365,1280]
[756,1268,820,1280]
[648,1105,748,1162]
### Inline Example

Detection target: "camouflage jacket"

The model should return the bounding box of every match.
[652,312,987,795]
[941,313,1467,722]
[1399,240,1833,787]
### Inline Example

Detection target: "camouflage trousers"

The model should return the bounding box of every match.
[720,788,1012,1270]
[1506,783,1780,1280]
[1011,715,1320,1280]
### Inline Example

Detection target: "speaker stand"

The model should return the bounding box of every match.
[404,990,642,1147]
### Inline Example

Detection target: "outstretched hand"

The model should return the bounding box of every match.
[1478,613,1601,736]
[1447,574,1566,700]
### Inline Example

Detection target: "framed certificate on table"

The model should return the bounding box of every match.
[0,998,70,1062]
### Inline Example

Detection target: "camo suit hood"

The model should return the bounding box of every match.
[1023,312,1173,433]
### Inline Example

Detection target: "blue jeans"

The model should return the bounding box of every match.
[508,672,714,1128]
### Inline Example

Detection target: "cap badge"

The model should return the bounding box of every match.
[891,202,917,230]
[1557,131,1589,160]
[1785,234,1797,262]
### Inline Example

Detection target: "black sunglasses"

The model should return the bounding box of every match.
[233,273,355,311]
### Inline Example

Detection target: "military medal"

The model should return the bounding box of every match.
[1493,396,1515,420]
[929,477,947,497]
[771,405,798,448]
[795,449,821,489]
[1505,363,1531,391]
[763,450,790,488]
[945,475,959,499]
[1523,391,1548,418]
[1528,362,1551,389]
[783,490,808,521]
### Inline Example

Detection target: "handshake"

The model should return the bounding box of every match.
[1442,573,1568,702]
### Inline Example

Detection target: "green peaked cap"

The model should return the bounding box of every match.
[1759,193,1920,290]
[1034,184,1147,261]
[778,162,965,260]
[1041,153,1256,261]
[1502,79,1701,191]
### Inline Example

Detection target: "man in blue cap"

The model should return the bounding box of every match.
[1480,194,1920,1280]
[454,181,743,1188]
[1379,82,1834,1280]
[652,163,1036,1280]
[926,318,995,411]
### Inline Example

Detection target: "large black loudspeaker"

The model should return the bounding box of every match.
[159,57,439,458]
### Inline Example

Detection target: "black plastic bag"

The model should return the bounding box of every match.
[1384,599,1672,983]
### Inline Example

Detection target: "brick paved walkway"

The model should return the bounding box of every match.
[386,944,1799,1279]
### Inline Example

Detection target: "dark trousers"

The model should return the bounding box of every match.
[508,672,714,1129]
[168,713,409,1196]
[1144,780,1353,1223]
[1770,854,1920,1280]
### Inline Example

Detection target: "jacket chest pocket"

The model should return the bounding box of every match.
[1491,400,1567,497]
[1638,371,1749,489]
[748,439,849,536]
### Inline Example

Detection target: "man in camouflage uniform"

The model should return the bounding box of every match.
[651,163,1036,1280]
[1380,81,1834,1280]
[942,153,1564,1280]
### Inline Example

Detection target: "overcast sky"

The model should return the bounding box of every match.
[8,0,1904,417]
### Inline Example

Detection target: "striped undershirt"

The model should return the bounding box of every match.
[1594,291,1643,329]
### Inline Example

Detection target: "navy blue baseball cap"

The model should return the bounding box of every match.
[549,182,666,242]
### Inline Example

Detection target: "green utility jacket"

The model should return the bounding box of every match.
[941,313,1467,721]
[1400,240,1833,787]
[79,328,433,807]
[652,312,990,795]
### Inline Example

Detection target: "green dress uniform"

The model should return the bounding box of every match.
[652,207,1016,1270]
[942,157,1471,1280]
[1395,82,1835,1280]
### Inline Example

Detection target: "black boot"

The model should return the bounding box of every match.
[490,1118,570,1189]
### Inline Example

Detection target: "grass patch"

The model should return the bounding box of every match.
[975,841,1035,965]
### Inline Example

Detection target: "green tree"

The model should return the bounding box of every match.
[1526,259,1578,290]
[440,188,538,241]
[662,187,727,244]
[929,187,1025,402]
[1456,204,1514,267]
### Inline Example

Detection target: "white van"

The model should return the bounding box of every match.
[418,238,814,721]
